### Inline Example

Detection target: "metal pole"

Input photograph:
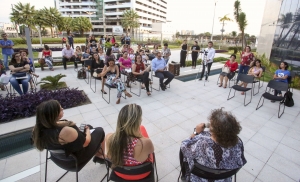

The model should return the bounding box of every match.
[25,27,35,70]
[103,2,106,36]
[211,2,217,41]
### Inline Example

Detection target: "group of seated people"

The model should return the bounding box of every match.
[218,53,290,99]
[32,100,247,181]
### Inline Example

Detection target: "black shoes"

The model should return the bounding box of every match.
[93,156,105,164]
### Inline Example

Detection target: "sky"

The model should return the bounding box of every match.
[0,0,266,36]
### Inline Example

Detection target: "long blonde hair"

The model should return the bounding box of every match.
[107,104,143,167]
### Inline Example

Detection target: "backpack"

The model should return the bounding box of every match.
[282,90,294,107]
[77,68,86,79]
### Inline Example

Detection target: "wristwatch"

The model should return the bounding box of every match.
[193,128,199,135]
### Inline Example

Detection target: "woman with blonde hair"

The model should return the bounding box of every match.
[105,104,154,180]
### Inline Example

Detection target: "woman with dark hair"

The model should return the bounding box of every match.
[218,54,238,88]
[119,51,132,87]
[40,45,54,71]
[32,100,106,166]
[162,43,171,64]
[74,46,83,68]
[112,43,120,53]
[272,61,290,101]
[180,108,247,182]
[20,50,39,89]
[105,104,154,179]
[240,59,263,95]
[237,46,255,83]
[105,48,116,64]
[111,35,116,44]
[191,41,200,69]
[91,53,106,94]
[9,52,31,95]
[152,44,159,55]
[180,40,188,68]
[101,58,132,104]
[132,55,151,96]
[121,44,128,53]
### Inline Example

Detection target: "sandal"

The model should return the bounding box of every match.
[219,83,223,87]
[116,98,120,104]
[101,90,107,94]
[147,92,151,96]
[223,85,227,89]
[125,92,132,98]
[241,92,245,95]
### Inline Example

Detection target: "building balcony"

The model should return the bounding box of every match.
[135,4,166,17]
[104,2,132,9]
[136,0,166,12]
[59,2,96,6]
[105,12,123,16]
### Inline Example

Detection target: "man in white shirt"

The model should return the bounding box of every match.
[199,41,215,81]
[62,44,75,70]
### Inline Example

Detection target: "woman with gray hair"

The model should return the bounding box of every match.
[179,108,247,182]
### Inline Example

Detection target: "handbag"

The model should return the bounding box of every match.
[0,74,11,84]
[222,66,230,73]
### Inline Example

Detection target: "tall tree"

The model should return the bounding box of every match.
[234,0,241,22]
[121,10,140,36]
[276,12,293,46]
[219,14,233,40]
[57,17,74,35]
[237,12,248,50]
[10,2,36,35]
[40,7,62,37]
[72,17,92,36]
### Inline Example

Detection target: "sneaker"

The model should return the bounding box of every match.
[199,78,202,81]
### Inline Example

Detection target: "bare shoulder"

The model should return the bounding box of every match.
[59,126,78,143]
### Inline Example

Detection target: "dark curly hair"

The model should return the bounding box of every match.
[209,108,241,148]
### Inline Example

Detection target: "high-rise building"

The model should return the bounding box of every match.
[58,0,167,35]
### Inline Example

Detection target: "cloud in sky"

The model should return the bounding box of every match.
[0,0,266,36]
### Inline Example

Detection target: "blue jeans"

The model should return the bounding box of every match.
[165,58,170,64]
[236,64,250,83]
[10,74,31,95]
[3,54,12,70]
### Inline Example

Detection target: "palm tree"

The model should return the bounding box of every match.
[10,2,36,35]
[278,13,300,47]
[231,31,237,43]
[219,14,233,40]
[234,0,241,22]
[72,17,92,36]
[40,7,63,37]
[37,74,66,90]
[57,17,74,35]
[121,10,140,36]
[237,12,248,50]
[276,12,293,46]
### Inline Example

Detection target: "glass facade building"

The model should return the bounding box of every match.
[257,0,300,71]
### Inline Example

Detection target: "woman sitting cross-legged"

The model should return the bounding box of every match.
[105,104,154,180]
[32,100,106,167]
[119,51,133,87]
[219,54,238,88]
[100,58,132,104]
[180,108,247,182]
[240,59,263,95]
[91,53,107,94]
[9,52,31,95]
[132,55,151,96]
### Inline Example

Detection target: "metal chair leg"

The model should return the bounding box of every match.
[244,91,252,106]
[102,86,110,104]
[278,101,285,118]
[256,96,265,110]
[227,88,236,100]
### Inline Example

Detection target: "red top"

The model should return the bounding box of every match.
[135,62,145,73]
[119,57,131,71]
[241,51,254,66]
[42,50,51,57]
[225,60,238,72]
[111,37,116,44]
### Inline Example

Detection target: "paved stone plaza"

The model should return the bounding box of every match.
[0,50,299,182]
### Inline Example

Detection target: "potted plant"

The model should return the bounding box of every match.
[37,74,67,90]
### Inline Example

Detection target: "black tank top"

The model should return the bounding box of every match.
[182,44,187,51]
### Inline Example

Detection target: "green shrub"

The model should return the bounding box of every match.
[10,38,87,45]
[228,46,242,54]
[214,57,229,62]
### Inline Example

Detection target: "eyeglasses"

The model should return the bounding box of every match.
[15,55,20,57]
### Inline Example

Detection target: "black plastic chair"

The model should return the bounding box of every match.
[288,71,296,92]
[45,149,107,182]
[253,66,266,96]
[256,80,288,118]
[104,153,158,182]
[102,83,126,104]
[84,59,92,84]
[151,70,170,91]
[90,69,103,93]
[227,74,254,106]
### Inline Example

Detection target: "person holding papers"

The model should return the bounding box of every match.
[151,52,174,91]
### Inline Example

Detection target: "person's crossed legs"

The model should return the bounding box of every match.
[155,71,174,91]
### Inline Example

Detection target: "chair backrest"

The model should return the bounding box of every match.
[190,160,241,180]
[84,59,92,67]
[267,80,288,91]
[108,160,153,176]
[49,149,75,162]
[237,74,254,83]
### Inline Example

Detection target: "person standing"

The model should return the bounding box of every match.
[120,34,125,45]
[62,44,75,70]
[180,40,188,68]
[111,35,116,45]
[0,33,14,71]
[191,41,200,69]
[199,41,215,81]
[236,46,255,83]
[151,52,174,91]
[125,33,131,45]
[162,43,171,64]
[67,33,74,49]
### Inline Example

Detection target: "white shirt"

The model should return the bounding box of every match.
[202,47,215,63]
[62,48,74,57]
